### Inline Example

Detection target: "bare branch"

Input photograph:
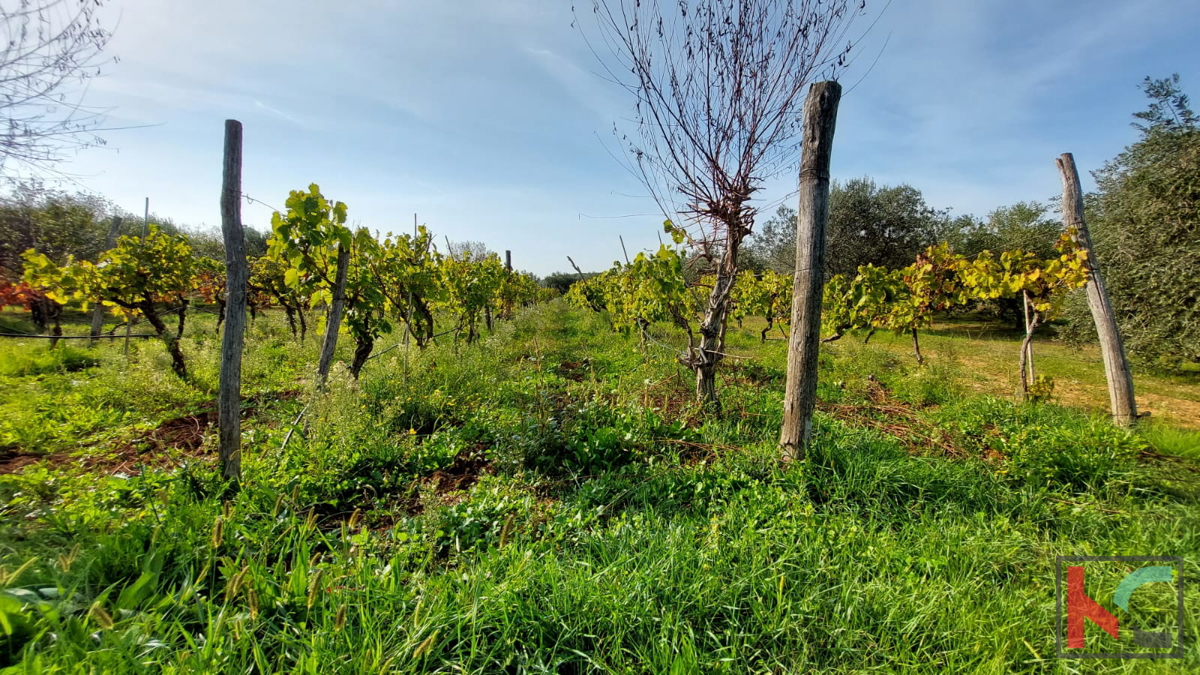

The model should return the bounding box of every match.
[577,0,865,411]
[0,0,117,178]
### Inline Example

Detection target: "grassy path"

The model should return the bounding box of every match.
[730,315,1200,431]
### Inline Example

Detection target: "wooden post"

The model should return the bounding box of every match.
[619,235,630,264]
[403,214,416,382]
[317,245,350,387]
[125,199,150,357]
[218,119,247,482]
[1022,291,1032,379]
[780,81,841,460]
[89,216,122,346]
[505,250,512,271]
[1056,153,1137,426]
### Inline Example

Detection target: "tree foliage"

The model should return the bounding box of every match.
[437,250,505,345]
[22,225,196,376]
[826,178,944,281]
[0,180,112,278]
[731,269,792,342]
[365,226,440,349]
[1080,74,1200,366]
[742,179,946,281]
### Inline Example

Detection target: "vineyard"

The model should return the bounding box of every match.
[1,276,1198,670]
[0,127,1196,674]
[0,164,1198,671]
[1,0,1199,670]
[567,228,1090,398]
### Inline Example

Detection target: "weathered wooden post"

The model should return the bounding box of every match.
[317,245,349,387]
[88,216,123,346]
[780,81,841,460]
[1056,153,1137,426]
[505,250,512,271]
[219,120,247,481]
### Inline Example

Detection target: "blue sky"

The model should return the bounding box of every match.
[55,0,1200,275]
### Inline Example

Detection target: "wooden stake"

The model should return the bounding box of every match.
[1021,290,1035,391]
[126,198,150,357]
[780,81,841,460]
[403,213,416,382]
[218,119,247,482]
[505,250,512,271]
[1056,153,1137,426]
[89,216,122,346]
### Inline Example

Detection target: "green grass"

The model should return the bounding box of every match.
[819,315,1200,430]
[0,302,1197,672]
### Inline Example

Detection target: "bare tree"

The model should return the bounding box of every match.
[1,0,115,178]
[580,0,864,411]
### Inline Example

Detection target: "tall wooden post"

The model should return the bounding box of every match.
[218,120,247,482]
[403,214,416,382]
[780,81,841,460]
[89,216,122,346]
[505,250,512,271]
[1056,153,1137,426]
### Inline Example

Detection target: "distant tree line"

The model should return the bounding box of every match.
[0,180,269,280]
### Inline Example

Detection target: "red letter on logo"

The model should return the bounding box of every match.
[1067,566,1119,648]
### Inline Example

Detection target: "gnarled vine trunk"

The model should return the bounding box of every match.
[688,222,744,413]
[350,335,374,378]
[141,299,187,378]
[317,245,350,387]
[1019,309,1043,398]
[283,306,296,338]
[177,298,189,339]
[412,298,434,348]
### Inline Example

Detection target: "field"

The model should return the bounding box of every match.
[1,302,1198,672]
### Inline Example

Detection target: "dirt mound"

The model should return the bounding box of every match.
[1,412,218,477]
[125,411,217,454]
[426,445,494,494]
[818,375,966,458]
[0,448,47,475]
[556,359,590,382]
[1,391,304,477]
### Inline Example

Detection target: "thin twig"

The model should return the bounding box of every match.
[278,403,311,454]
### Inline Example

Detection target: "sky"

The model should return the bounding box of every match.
[40,0,1200,276]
